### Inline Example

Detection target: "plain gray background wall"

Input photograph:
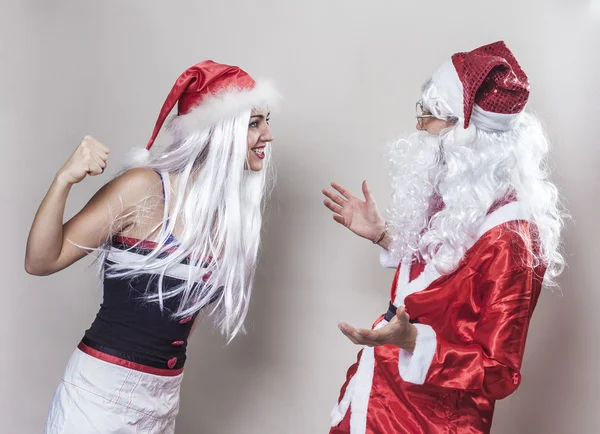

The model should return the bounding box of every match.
[2,0,599,433]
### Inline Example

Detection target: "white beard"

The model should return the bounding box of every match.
[386,131,445,264]
[386,112,564,282]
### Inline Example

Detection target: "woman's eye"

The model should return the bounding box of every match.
[249,122,259,128]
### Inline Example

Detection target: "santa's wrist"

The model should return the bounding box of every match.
[372,221,389,244]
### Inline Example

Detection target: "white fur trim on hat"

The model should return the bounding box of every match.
[168,79,281,136]
[430,59,465,119]
[471,104,523,131]
[126,147,151,167]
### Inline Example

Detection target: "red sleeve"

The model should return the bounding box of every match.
[399,237,542,400]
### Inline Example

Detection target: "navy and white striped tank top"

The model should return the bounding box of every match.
[83,171,210,371]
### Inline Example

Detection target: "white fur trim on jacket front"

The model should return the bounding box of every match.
[330,319,388,433]
[340,202,531,433]
[392,201,530,306]
[398,323,437,384]
[168,79,281,136]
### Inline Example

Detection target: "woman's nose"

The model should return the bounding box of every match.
[262,125,274,142]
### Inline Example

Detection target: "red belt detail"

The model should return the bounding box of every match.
[77,342,184,377]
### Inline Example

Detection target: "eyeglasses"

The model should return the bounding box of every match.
[416,99,434,128]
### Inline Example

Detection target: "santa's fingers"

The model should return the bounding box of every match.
[352,334,381,347]
[324,199,343,215]
[330,182,354,201]
[338,323,359,344]
[339,323,380,347]
[356,328,396,347]
[361,180,375,202]
[395,306,410,323]
[333,215,346,226]
[322,188,347,206]
[356,328,384,341]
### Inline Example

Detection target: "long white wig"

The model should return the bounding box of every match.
[387,80,565,286]
[100,109,273,341]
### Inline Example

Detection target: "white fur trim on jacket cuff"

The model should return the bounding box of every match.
[379,249,400,269]
[398,323,437,384]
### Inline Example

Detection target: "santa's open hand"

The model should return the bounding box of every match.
[322,181,385,242]
[338,305,417,351]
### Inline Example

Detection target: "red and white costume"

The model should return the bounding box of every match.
[44,61,280,434]
[330,202,545,434]
[330,42,554,434]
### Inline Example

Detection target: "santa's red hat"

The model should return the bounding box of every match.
[145,60,280,150]
[430,41,530,131]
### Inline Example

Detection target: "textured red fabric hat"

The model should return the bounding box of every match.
[146,60,280,149]
[430,41,530,131]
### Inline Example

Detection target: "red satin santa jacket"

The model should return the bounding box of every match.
[330,201,545,434]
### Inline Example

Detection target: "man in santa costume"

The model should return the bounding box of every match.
[322,41,565,434]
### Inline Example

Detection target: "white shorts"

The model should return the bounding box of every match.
[45,347,183,433]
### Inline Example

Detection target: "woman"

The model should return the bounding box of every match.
[25,60,280,433]
[323,41,564,433]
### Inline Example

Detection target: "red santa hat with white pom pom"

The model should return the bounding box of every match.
[131,60,280,163]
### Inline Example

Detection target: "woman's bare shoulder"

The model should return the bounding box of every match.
[104,167,163,204]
